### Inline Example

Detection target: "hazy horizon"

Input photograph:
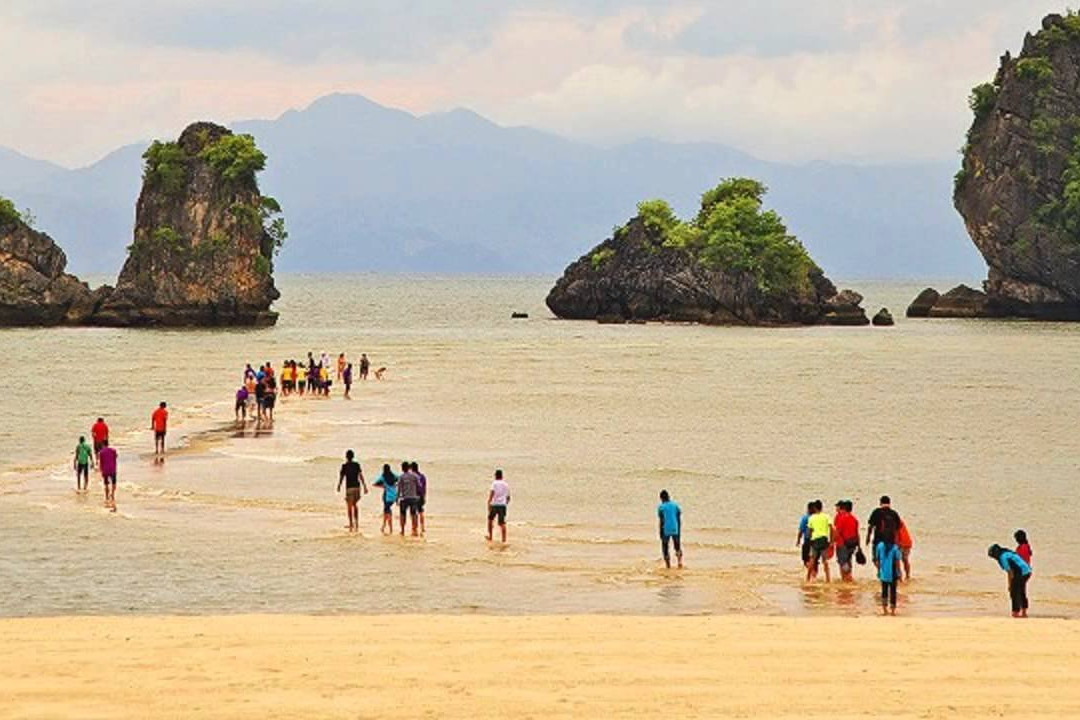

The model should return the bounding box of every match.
[0,1,1059,167]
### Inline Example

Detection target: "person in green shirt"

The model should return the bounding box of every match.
[805,500,833,584]
[73,435,94,492]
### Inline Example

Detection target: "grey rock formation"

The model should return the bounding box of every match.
[955,13,1080,319]
[872,308,895,326]
[0,211,102,325]
[906,288,941,318]
[546,217,866,326]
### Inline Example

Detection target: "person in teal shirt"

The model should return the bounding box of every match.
[657,490,683,569]
[875,537,903,615]
[988,544,1033,617]
[72,435,94,493]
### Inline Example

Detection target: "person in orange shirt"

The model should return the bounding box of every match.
[151,402,169,456]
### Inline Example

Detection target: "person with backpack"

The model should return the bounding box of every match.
[865,496,902,550]
[875,534,903,615]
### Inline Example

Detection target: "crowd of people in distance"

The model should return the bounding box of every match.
[335,452,512,544]
[72,405,169,511]
[235,352,383,425]
[795,494,1034,617]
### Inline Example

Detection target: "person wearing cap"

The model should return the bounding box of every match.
[988,544,1032,618]
[833,500,860,582]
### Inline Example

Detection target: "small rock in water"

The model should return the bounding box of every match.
[872,308,895,326]
[511,312,529,319]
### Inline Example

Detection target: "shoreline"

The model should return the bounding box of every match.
[1,614,1077,719]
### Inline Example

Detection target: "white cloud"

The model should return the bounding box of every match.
[0,1,1059,166]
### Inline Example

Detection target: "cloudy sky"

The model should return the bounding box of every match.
[0,1,1054,167]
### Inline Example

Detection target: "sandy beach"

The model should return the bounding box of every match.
[1,615,1077,719]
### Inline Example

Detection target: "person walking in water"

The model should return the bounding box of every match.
[486,469,511,543]
[397,461,421,537]
[373,464,399,535]
[337,450,368,533]
[359,353,370,381]
[343,363,353,400]
[806,500,832,583]
[151,402,168,456]
[833,500,861,582]
[413,462,427,535]
[796,501,815,578]
[657,489,683,569]
[988,544,1033,618]
[98,439,118,511]
[91,417,109,463]
[73,435,94,492]
[876,533,902,615]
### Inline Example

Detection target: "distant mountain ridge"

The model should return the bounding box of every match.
[0,93,982,278]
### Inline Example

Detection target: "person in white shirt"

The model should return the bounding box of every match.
[486,469,511,543]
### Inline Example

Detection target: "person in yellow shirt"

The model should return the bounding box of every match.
[320,364,330,397]
[805,500,833,584]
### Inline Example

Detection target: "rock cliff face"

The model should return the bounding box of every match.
[0,122,283,328]
[954,12,1080,319]
[94,123,281,326]
[0,209,106,325]
[546,216,866,327]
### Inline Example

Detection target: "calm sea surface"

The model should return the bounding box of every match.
[1,275,1078,617]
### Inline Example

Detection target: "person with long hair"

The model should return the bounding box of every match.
[372,464,399,535]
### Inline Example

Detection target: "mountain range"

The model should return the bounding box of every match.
[0,93,982,278]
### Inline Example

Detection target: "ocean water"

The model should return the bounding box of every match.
[1,275,1078,618]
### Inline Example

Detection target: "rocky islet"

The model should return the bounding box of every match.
[0,122,282,327]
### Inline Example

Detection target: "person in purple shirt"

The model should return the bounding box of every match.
[98,439,118,511]
[235,385,249,422]
[412,461,427,535]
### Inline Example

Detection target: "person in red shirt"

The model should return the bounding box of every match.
[833,500,861,582]
[1015,529,1033,566]
[90,417,109,462]
[151,402,169,456]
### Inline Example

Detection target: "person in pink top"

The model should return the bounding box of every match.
[98,439,118,511]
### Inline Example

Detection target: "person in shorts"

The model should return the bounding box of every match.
[806,500,832,583]
[73,435,94,492]
[486,469,511,543]
[98,439,118,510]
[397,462,421,536]
[151,402,168,456]
[337,450,367,532]
[235,385,249,422]
[833,500,861,582]
[373,464,399,535]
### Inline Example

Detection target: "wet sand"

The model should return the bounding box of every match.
[1,615,1078,719]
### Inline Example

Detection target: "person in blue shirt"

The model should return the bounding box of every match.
[372,464,399,535]
[795,501,815,575]
[988,544,1033,618]
[657,490,682,569]
[875,535,902,615]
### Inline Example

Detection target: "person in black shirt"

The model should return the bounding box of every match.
[337,449,368,532]
[866,495,902,548]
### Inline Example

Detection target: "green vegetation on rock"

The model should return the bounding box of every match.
[199,134,266,184]
[968,83,998,123]
[590,247,615,269]
[0,196,20,226]
[621,178,819,298]
[142,141,187,196]
[1017,56,1054,82]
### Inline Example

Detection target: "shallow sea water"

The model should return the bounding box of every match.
[1,275,1078,618]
